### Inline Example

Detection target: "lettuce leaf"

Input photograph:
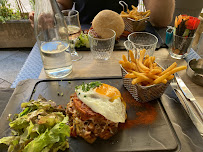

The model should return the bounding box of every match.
[0,136,18,145]
[9,109,46,131]
[23,116,70,152]
[0,98,69,152]
[37,112,65,128]
[19,121,35,144]
[75,32,90,48]
[0,136,20,152]
[9,115,29,131]
[19,105,38,117]
[51,140,69,152]
[21,97,56,112]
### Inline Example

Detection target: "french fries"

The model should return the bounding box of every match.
[119,49,187,86]
[120,5,151,21]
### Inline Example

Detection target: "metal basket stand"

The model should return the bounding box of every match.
[120,65,171,103]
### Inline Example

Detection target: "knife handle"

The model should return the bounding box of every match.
[191,99,203,122]
[175,89,203,136]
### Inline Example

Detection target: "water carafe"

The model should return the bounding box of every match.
[34,0,72,78]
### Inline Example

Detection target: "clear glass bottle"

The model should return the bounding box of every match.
[34,0,72,78]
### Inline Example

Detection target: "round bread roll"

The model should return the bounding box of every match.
[92,10,125,39]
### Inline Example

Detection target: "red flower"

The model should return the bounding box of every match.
[185,17,200,30]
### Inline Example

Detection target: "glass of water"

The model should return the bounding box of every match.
[88,28,116,60]
[34,0,72,78]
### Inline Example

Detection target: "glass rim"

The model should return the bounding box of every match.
[128,32,158,47]
[61,9,79,18]
[88,28,116,41]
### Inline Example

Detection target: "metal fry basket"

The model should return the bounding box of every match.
[119,1,149,32]
[120,65,171,103]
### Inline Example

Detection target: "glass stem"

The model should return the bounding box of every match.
[69,40,78,56]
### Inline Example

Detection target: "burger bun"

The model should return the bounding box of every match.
[92,10,125,39]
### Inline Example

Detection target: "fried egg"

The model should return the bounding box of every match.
[75,82,126,123]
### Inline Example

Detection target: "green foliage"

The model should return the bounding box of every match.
[75,31,90,48]
[0,0,21,23]
[29,0,35,11]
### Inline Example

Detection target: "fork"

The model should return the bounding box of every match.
[170,78,203,136]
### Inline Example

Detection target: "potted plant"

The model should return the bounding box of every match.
[0,0,36,48]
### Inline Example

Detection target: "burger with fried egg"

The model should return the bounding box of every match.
[66,81,126,143]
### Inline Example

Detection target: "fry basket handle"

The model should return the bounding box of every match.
[119,1,128,12]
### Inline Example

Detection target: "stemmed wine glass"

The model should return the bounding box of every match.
[62,10,82,61]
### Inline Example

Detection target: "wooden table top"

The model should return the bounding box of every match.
[39,48,203,109]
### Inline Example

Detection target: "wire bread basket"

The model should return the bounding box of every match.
[120,65,171,103]
[119,1,149,32]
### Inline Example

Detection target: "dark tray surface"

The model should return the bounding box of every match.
[31,79,178,152]
[0,78,203,152]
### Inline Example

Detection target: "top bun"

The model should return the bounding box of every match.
[92,10,125,39]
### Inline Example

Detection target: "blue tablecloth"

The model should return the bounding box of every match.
[10,43,43,88]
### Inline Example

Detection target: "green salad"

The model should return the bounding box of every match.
[0,96,70,152]
[75,31,90,48]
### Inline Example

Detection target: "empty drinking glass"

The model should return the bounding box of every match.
[88,29,116,60]
[126,32,158,58]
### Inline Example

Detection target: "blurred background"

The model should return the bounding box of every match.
[6,0,203,19]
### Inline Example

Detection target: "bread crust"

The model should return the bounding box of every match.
[92,10,125,38]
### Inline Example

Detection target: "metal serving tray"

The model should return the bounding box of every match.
[0,78,203,152]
